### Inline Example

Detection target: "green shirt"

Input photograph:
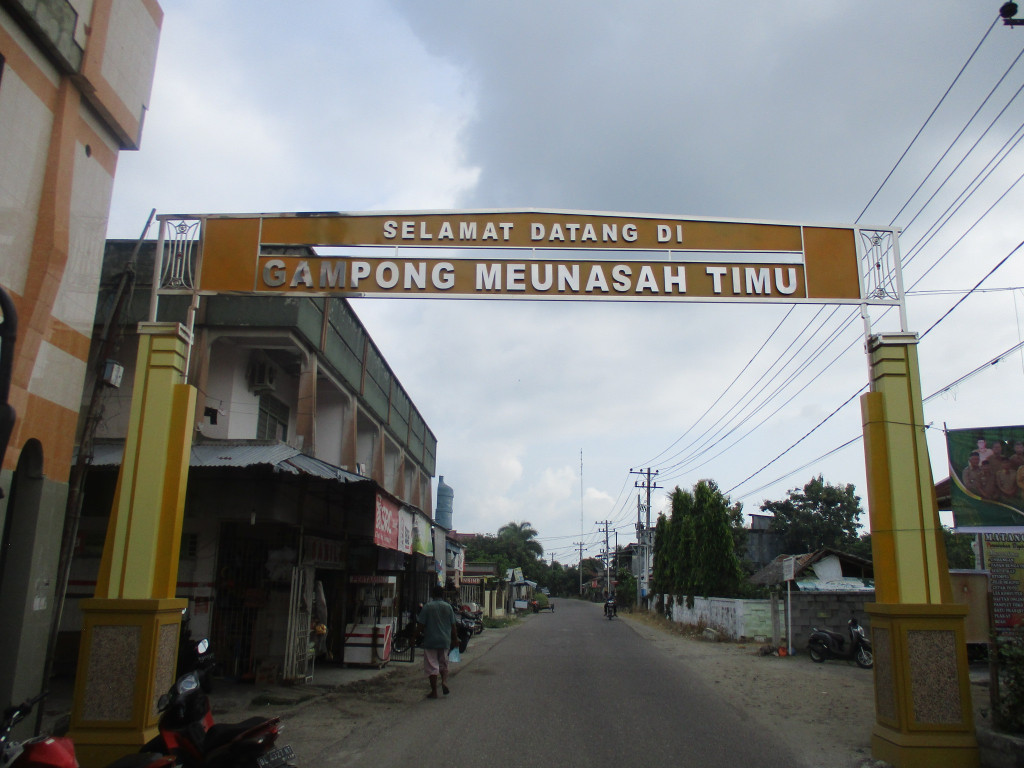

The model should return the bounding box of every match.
[417,599,456,649]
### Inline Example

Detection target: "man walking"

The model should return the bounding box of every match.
[417,584,458,698]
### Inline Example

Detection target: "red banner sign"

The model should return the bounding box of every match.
[374,494,400,550]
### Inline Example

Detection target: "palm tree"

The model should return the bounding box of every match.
[497,521,544,564]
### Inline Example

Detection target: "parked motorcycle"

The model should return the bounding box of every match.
[458,606,485,638]
[1,691,174,768]
[604,597,617,619]
[457,604,484,635]
[391,621,422,654]
[393,605,472,654]
[144,670,295,768]
[453,614,472,653]
[807,614,873,669]
[176,620,216,693]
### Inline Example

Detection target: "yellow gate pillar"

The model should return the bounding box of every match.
[861,333,978,768]
[68,323,197,767]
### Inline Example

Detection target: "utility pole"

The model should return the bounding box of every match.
[614,530,619,594]
[595,520,612,596]
[630,468,660,608]
[630,467,660,530]
[636,493,644,607]
[573,541,585,596]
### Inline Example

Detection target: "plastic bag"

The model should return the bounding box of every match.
[448,647,461,663]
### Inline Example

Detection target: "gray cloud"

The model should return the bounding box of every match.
[108,1,1024,554]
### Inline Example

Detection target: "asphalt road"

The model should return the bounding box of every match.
[324,599,803,768]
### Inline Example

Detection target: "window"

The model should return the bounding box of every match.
[257,394,289,441]
[180,532,198,560]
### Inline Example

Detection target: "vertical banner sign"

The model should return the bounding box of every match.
[412,512,433,557]
[374,493,400,550]
[982,533,1024,631]
[946,426,1024,531]
[433,527,446,581]
[398,507,414,555]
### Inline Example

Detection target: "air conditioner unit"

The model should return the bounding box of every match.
[249,361,276,393]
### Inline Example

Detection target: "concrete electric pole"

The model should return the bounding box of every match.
[630,468,660,607]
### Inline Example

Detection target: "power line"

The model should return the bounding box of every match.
[638,306,796,467]
[855,16,999,223]
[631,18,1022,527]
[921,240,1024,338]
[886,45,1024,229]
[731,335,1024,502]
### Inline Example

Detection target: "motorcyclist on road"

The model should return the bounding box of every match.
[604,591,617,617]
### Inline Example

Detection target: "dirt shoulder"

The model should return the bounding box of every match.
[619,611,885,768]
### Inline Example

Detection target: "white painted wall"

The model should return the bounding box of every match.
[315,388,350,468]
[0,49,53,294]
[666,595,783,641]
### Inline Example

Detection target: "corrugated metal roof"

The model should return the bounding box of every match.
[82,440,364,483]
[749,548,874,587]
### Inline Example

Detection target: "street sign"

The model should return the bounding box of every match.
[156,210,877,304]
[783,555,796,582]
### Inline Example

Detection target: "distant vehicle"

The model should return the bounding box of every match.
[604,597,616,619]
[530,598,554,613]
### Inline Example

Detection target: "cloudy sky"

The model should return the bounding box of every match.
[106,1,1024,565]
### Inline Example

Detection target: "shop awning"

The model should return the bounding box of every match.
[82,439,364,483]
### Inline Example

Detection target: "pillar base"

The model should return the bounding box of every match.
[68,598,185,768]
[866,602,978,768]
[872,723,980,768]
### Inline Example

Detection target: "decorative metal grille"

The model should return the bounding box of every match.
[158,218,201,291]
[859,229,901,302]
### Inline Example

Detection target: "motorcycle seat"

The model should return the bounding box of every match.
[816,629,846,646]
[203,717,275,752]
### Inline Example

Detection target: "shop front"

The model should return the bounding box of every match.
[339,487,436,666]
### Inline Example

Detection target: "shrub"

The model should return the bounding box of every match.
[995,627,1024,734]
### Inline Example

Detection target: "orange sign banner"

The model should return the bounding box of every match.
[171,211,864,302]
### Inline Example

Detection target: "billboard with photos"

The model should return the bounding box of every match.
[947,425,1024,531]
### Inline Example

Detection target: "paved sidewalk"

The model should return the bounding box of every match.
[212,623,506,717]
[38,622,509,731]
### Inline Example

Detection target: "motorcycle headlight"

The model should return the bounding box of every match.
[176,673,200,695]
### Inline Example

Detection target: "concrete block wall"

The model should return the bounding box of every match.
[787,591,874,651]
[667,595,783,640]
[661,591,874,646]
[738,598,776,638]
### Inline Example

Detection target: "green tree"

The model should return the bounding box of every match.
[668,486,693,596]
[651,513,671,596]
[463,521,549,588]
[942,527,976,569]
[652,481,745,605]
[687,480,744,601]
[497,521,543,559]
[463,534,513,577]
[762,476,863,554]
[847,532,874,561]
[496,520,545,582]
[616,567,637,608]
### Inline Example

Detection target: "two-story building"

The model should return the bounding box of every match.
[61,239,446,680]
[0,0,162,708]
